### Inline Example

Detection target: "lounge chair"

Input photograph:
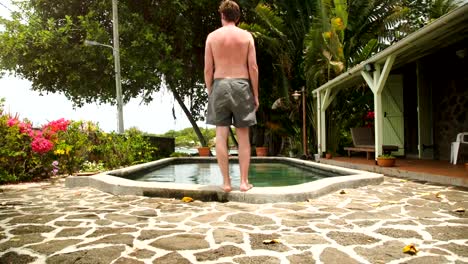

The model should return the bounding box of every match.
[344,127,398,159]
[450,132,468,164]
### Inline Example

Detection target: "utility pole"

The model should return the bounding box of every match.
[112,0,124,133]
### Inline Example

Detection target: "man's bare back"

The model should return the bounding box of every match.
[208,25,251,79]
[204,24,258,102]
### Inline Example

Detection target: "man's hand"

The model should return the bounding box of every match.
[254,96,259,111]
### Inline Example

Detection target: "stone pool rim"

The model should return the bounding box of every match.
[65,157,384,203]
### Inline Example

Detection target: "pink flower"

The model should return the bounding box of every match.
[42,118,70,140]
[364,111,374,128]
[6,118,33,135]
[28,130,42,138]
[18,122,32,134]
[31,137,54,154]
[43,118,70,133]
[7,118,19,127]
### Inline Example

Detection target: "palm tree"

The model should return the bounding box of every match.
[429,0,462,19]
[302,0,409,153]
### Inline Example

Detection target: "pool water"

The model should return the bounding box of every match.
[133,162,339,187]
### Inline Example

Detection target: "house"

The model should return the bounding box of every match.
[312,4,468,161]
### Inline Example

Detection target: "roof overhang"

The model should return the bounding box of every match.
[312,4,468,95]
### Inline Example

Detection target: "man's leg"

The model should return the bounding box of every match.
[236,127,253,192]
[216,126,231,192]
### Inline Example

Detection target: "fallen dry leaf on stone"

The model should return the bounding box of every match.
[435,192,445,199]
[181,197,194,203]
[453,207,466,213]
[263,239,281,244]
[339,190,347,194]
[403,244,418,255]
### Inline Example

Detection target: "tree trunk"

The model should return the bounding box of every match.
[171,88,208,147]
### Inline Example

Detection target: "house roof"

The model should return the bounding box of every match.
[312,4,468,95]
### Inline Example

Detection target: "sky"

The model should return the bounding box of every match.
[0,0,205,134]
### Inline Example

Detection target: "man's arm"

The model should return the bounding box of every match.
[247,34,259,110]
[204,35,214,95]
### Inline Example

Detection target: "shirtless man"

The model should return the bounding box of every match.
[204,0,259,192]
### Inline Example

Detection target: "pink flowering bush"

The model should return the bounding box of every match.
[1,98,156,183]
[0,98,71,183]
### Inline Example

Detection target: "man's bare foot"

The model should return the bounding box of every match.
[240,183,253,192]
[223,185,232,192]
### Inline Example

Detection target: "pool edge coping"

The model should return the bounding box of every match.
[65,157,384,203]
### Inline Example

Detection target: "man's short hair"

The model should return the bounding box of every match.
[219,0,240,23]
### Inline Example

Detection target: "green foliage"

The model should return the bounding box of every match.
[89,126,157,169]
[80,160,105,172]
[0,115,30,183]
[159,127,217,147]
[54,121,92,175]
[378,154,396,159]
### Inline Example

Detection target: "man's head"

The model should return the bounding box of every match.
[218,0,240,24]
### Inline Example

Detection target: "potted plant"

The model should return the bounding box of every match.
[377,154,396,167]
[197,146,211,157]
[325,151,332,159]
[256,146,268,157]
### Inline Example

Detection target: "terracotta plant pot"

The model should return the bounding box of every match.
[325,153,332,159]
[465,163,468,172]
[377,157,396,167]
[256,146,268,157]
[197,147,211,157]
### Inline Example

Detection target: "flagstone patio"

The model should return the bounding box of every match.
[0,175,467,263]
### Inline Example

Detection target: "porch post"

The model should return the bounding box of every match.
[320,90,327,155]
[361,55,396,159]
[316,91,322,156]
[373,64,383,159]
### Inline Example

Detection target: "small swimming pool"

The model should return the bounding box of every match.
[130,162,347,187]
[65,157,383,203]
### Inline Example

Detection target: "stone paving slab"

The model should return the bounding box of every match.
[0,176,467,263]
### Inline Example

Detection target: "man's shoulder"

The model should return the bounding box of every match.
[207,27,253,42]
[206,28,222,40]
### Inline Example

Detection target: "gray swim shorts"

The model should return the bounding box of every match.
[206,78,257,128]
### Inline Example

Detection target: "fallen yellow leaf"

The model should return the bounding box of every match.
[181,197,194,203]
[339,190,347,194]
[263,239,281,244]
[453,207,466,213]
[400,179,408,182]
[403,244,418,255]
[435,192,445,199]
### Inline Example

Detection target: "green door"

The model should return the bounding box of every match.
[382,75,405,156]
